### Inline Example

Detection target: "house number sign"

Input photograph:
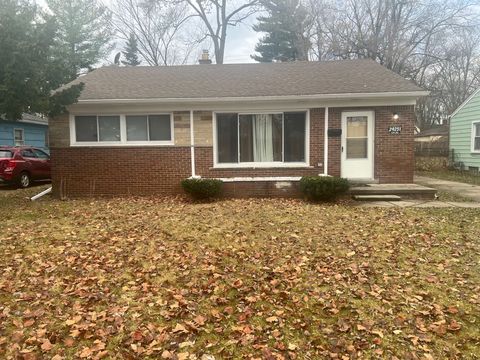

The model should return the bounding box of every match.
[388,125,402,135]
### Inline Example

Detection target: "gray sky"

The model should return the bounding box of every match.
[37,0,261,65]
[223,19,261,64]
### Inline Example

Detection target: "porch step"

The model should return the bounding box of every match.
[349,184,437,200]
[353,195,402,201]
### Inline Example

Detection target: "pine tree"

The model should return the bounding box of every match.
[0,0,83,120]
[121,33,141,66]
[252,0,310,62]
[46,0,114,81]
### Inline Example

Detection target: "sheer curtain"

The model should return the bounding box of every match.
[253,114,274,162]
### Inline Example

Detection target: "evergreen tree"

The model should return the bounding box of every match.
[252,0,310,62]
[121,33,141,66]
[46,0,114,81]
[0,0,83,120]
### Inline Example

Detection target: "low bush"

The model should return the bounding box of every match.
[299,176,350,202]
[181,178,223,200]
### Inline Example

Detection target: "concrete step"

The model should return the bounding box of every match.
[353,195,402,201]
[350,184,437,200]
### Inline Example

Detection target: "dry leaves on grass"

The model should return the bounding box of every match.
[0,194,479,359]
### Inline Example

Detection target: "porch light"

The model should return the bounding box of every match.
[393,113,399,120]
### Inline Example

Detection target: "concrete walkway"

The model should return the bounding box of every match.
[415,175,480,202]
[356,200,480,208]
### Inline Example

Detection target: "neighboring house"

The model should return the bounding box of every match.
[49,59,427,198]
[450,88,480,172]
[0,114,49,149]
[415,125,449,156]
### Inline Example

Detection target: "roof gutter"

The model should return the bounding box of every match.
[76,91,429,105]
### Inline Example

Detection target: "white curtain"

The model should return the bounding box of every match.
[253,114,273,162]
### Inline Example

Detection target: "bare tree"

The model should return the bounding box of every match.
[305,0,337,61]
[180,0,260,64]
[305,0,480,128]
[110,0,197,66]
[416,27,480,127]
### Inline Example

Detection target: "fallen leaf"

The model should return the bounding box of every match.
[40,339,53,351]
[79,347,93,358]
[172,323,187,333]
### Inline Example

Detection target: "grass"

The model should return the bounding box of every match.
[417,169,480,186]
[0,187,479,359]
[431,189,475,203]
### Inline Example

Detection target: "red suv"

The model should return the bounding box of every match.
[0,146,51,188]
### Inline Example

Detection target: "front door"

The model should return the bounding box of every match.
[341,111,374,180]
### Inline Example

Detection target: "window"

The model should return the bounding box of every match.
[473,122,480,152]
[74,115,120,142]
[126,115,171,142]
[33,149,49,159]
[72,114,173,145]
[21,149,36,158]
[98,116,120,141]
[0,150,12,158]
[215,111,308,166]
[14,128,24,146]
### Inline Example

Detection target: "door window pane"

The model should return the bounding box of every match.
[98,116,120,141]
[75,116,97,142]
[346,115,368,159]
[217,113,238,163]
[126,115,148,141]
[347,116,368,137]
[347,138,368,158]
[149,115,171,141]
[284,112,306,162]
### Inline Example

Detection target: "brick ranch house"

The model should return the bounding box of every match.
[49,59,428,198]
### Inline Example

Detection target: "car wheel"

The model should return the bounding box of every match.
[18,172,31,188]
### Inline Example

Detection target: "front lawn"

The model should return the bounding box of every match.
[0,190,479,359]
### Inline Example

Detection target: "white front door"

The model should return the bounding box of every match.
[341,111,374,180]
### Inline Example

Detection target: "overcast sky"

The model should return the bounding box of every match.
[37,0,261,65]
[222,19,260,64]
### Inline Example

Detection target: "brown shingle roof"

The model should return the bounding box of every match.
[63,59,424,101]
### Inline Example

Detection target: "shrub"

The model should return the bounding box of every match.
[181,178,223,200]
[299,176,350,202]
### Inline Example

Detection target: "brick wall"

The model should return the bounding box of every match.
[49,105,415,198]
[328,105,415,183]
[50,147,191,198]
[374,106,415,183]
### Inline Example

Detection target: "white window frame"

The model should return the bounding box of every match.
[14,128,25,146]
[213,110,310,168]
[70,114,174,146]
[472,121,480,153]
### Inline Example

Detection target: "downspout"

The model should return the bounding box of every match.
[189,110,199,178]
[31,187,52,201]
[324,107,329,175]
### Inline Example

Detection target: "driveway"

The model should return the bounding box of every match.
[415,175,480,202]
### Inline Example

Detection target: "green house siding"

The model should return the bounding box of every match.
[450,90,480,169]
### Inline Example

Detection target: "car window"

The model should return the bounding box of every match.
[0,150,12,158]
[21,149,36,158]
[33,149,49,159]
